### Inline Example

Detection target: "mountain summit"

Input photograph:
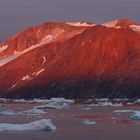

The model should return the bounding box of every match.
[0,19,140,99]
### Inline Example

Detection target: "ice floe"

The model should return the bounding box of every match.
[0,108,46,116]
[113,109,140,120]
[35,98,74,109]
[9,98,74,104]
[0,119,56,132]
[90,102,122,107]
[131,111,140,120]
[0,110,16,116]
[83,120,96,125]
[134,99,140,104]
[19,108,46,115]
[113,110,134,113]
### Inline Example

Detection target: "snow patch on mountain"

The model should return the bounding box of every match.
[21,75,31,81]
[0,45,8,53]
[0,53,21,67]
[32,69,45,76]
[42,56,46,64]
[40,29,64,45]
[35,69,45,76]
[66,22,95,27]
[8,83,18,90]
[102,20,118,28]
[0,29,64,67]
[130,25,140,32]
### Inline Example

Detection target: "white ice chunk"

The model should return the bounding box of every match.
[114,110,134,113]
[49,98,74,104]
[90,102,122,107]
[0,119,56,131]
[131,111,140,120]
[0,108,46,116]
[96,98,109,102]
[35,98,74,109]
[134,99,140,103]
[0,110,16,116]
[83,120,96,125]
[19,108,46,115]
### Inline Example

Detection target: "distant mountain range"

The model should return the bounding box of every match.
[0,19,140,99]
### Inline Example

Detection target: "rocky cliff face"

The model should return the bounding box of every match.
[0,19,140,99]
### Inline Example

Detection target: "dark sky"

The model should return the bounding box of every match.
[0,0,139,41]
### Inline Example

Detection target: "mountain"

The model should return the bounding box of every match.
[0,19,140,99]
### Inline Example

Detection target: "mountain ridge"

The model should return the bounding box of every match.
[0,19,140,99]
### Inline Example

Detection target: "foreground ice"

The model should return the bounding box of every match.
[0,119,56,132]
[83,120,96,125]
[131,111,140,120]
